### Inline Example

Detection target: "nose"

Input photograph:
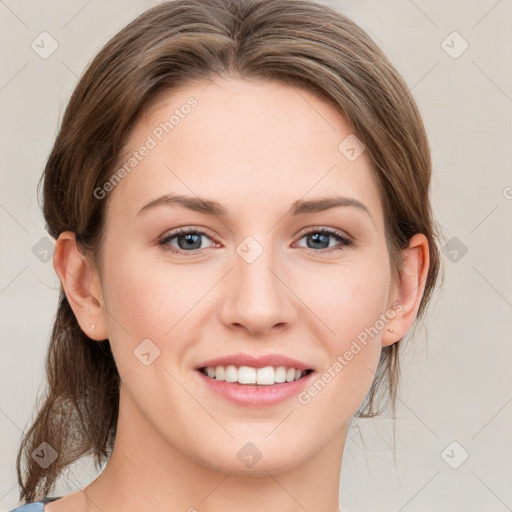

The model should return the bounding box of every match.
[218,241,297,337]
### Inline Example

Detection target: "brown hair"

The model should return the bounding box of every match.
[17,0,443,502]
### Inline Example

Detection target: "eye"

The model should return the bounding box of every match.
[158,226,353,256]
[158,227,216,255]
[294,227,353,253]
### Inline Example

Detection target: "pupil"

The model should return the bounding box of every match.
[179,233,201,250]
[309,232,328,249]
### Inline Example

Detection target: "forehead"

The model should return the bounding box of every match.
[105,77,384,228]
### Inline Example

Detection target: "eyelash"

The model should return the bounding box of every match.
[158,226,354,256]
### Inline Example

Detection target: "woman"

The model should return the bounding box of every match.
[12,0,441,511]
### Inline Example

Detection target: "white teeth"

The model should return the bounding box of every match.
[238,366,257,384]
[256,366,274,385]
[200,365,310,385]
[215,365,225,380]
[274,367,287,383]
[225,365,238,383]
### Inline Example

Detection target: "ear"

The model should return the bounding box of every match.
[382,233,430,347]
[52,231,108,341]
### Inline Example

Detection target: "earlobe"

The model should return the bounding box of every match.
[52,231,108,341]
[382,233,430,347]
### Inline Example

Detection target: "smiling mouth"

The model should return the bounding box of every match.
[198,366,314,386]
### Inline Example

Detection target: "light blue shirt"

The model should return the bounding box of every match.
[7,497,348,511]
[8,497,60,511]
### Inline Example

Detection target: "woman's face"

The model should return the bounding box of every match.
[93,77,400,474]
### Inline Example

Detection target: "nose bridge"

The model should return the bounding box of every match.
[235,233,282,307]
[221,233,294,333]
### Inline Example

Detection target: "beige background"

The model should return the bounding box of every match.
[1,1,511,511]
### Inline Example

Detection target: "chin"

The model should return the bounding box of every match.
[191,438,311,477]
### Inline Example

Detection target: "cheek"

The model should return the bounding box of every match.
[296,259,390,394]
[99,246,213,378]
[293,257,391,345]
[102,244,195,333]
[295,270,388,421]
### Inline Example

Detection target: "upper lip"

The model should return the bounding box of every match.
[195,353,313,371]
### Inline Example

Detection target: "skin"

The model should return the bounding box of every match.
[50,77,429,512]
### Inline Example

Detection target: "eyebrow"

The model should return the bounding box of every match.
[137,193,373,222]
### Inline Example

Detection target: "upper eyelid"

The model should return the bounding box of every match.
[161,225,350,238]
[162,226,217,242]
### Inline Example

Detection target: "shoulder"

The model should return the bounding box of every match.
[7,497,61,512]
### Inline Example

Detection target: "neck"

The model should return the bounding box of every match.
[83,388,346,512]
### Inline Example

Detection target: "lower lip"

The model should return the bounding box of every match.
[195,369,316,407]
